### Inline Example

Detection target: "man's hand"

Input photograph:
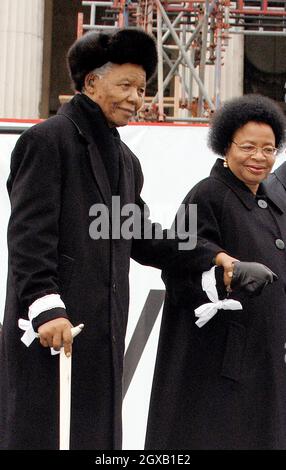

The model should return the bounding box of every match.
[38,317,73,357]
[214,252,239,289]
[231,261,278,296]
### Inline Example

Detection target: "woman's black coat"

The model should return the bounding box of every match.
[146,158,286,450]
[0,95,219,450]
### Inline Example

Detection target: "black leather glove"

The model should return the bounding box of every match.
[230,261,278,296]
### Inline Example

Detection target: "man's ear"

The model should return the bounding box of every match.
[84,73,95,93]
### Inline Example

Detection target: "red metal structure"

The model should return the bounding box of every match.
[76,1,286,121]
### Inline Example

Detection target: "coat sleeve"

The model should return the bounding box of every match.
[161,177,228,297]
[182,178,225,247]
[7,126,68,325]
[130,154,225,274]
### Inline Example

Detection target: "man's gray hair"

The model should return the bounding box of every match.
[91,62,114,78]
[82,62,114,92]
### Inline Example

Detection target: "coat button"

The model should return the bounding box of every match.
[112,335,116,343]
[257,199,268,209]
[275,239,285,250]
[112,282,116,292]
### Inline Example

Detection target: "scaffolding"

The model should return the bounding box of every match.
[77,1,286,121]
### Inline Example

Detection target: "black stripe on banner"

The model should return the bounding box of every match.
[123,289,165,398]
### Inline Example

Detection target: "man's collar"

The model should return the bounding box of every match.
[274,161,286,191]
[57,93,120,142]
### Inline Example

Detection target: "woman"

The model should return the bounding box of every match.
[145,94,286,450]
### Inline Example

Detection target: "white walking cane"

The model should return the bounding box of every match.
[60,323,84,450]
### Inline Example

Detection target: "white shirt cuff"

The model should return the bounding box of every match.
[18,294,66,353]
[28,293,66,321]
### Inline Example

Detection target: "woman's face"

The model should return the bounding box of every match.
[225,121,276,194]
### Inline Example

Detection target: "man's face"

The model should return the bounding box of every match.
[86,63,146,127]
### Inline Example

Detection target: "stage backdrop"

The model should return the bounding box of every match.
[1,122,284,449]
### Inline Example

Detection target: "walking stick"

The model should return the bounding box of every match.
[60,323,84,450]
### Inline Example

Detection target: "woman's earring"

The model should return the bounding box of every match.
[223,158,228,168]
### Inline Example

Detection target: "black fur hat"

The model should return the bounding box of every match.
[67,28,158,92]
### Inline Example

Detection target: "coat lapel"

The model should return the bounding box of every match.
[58,98,112,212]
[117,141,134,206]
[210,158,257,210]
[87,140,112,211]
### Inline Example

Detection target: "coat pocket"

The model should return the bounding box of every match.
[58,254,75,295]
[221,321,246,382]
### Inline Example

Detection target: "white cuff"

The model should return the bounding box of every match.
[194,266,242,328]
[28,294,65,320]
[18,294,66,354]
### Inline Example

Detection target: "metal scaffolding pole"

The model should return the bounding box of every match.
[198,0,210,116]
[229,29,286,36]
[214,25,222,109]
[155,0,215,111]
[213,3,223,109]
[151,4,216,107]
[156,3,165,120]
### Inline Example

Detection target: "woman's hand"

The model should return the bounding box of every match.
[214,252,278,295]
[214,252,238,289]
[231,261,278,295]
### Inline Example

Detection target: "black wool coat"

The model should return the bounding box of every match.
[265,161,286,205]
[0,95,220,450]
[146,158,286,450]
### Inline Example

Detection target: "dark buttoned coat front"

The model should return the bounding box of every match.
[146,158,286,450]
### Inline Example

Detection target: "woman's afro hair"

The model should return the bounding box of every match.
[208,94,286,156]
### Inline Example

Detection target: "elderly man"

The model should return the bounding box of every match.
[0,29,275,450]
[265,161,286,204]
